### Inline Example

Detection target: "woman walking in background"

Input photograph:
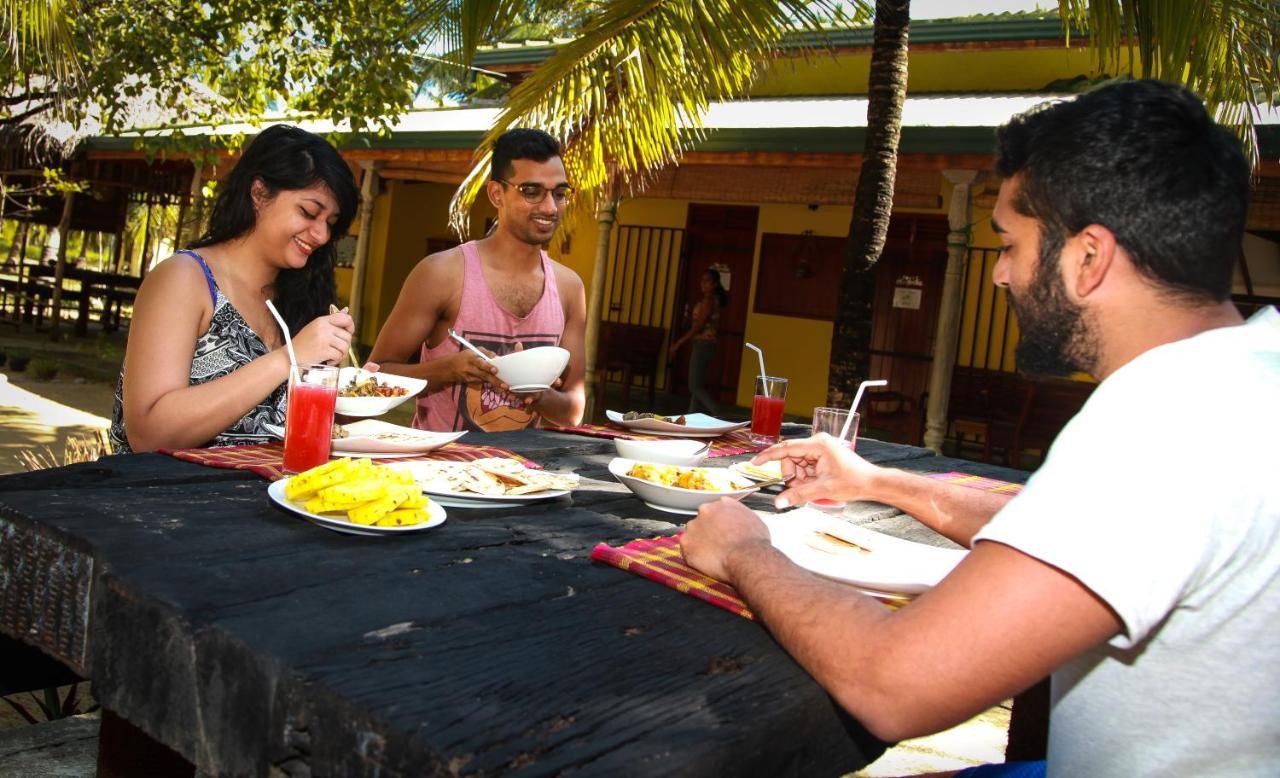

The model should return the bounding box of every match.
[670,268,727,414]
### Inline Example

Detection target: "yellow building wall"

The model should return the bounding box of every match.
[355,180,496,347]
[582,190,962,417]
[754,45,1117,96]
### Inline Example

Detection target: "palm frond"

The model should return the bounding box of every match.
[0,0,83,97]
[1058,0,1279,164]
[448,0,848,237]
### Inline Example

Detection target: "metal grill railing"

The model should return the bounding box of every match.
[956,247,1017,372]
[604,225,685,328]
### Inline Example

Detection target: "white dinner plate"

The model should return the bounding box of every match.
[608,457,756,516]
[267,479,447,536]
[508,383,551,393]
[605,410,749,438]
[265,421,466,455]
[381,460,573,509]
[764,509,968,595]
[333,368,426,417]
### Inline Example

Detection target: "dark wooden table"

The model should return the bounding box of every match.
[0,429,1027,777]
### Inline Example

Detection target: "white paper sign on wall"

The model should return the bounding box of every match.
[892,287,922,310]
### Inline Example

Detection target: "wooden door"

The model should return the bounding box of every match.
[865,214,949,443]
[671,204,758,405]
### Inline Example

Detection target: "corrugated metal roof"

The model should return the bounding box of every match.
[88,95,1280,156]
[474,15,1073,66]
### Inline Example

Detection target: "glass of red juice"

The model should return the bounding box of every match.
[807,407,860,511]
[751,375,789,446]
[283,364,339,473]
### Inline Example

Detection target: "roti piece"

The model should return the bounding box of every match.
[804,531,872,555]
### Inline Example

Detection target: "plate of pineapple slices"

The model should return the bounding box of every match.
[268,457,447,536]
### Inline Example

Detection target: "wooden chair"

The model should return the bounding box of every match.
[946,367,1023,463]
[594,322,667,410]
[861,389,926,445]
[1011,377,1095,469]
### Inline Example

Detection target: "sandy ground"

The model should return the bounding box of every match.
[0,375,112,476]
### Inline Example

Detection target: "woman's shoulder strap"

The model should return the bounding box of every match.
[174,249,218,308]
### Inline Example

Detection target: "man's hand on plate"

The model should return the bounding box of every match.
[680,497,772,585]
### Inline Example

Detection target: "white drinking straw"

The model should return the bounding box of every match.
[745,342,768,385]
[839,379,888,440]
[264,299,301,385]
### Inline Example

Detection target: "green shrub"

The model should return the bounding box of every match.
[28,357,59,380]
[8,349,30,371]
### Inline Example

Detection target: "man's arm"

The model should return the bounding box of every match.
[681,500,1121,742]
[525,264,586,426]
[369,251,502,393]
[756,435,1013,546]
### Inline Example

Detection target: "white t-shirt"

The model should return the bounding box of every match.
[973,307,1280,778]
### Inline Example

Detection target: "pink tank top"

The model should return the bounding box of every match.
[414,241,565,432]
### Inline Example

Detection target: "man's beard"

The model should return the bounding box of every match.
[1010,241,1099,378]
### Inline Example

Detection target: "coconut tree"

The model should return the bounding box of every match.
[826,0,908,410]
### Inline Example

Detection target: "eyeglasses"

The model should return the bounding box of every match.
[495,179,574,205]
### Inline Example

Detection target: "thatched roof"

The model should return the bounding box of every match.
[0,77,222,171]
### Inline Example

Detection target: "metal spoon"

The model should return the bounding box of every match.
[329,304,362,368]
[742,474,794,493]
[449,328,496,364]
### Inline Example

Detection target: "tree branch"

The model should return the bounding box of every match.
[0,91,61,106]
[1,102,57,127]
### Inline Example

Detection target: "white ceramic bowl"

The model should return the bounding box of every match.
[612,438,709,467]
[333,368,427,417]
[490,346,570,391]
[608,457,755,515]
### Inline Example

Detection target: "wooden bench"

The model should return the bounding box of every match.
[594,321,667,410]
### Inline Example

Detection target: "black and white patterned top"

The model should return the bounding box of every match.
[109,284,287,454]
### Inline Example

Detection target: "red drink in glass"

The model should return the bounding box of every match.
[283,365,339,473]
[751,395,786,439]
[751,375,789,445]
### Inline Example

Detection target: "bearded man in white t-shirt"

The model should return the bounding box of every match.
[682,79,1279,778]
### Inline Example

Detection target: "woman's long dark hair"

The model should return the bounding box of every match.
[191,125,359,334]
[703,268,728,308]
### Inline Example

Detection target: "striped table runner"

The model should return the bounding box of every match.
[161,442,541,482]
[545,423,764,458]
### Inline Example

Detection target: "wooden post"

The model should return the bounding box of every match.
[7,221,27,264]
[112,224,126,274]
[139,201,154,278]
[173,192,190,252]
[922,170,979,452]
[13,221,31,327]
[348,160,381,345]
[583,177,621,423]
[49,190,76,339]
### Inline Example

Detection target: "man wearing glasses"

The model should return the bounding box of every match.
[370,129,587,432]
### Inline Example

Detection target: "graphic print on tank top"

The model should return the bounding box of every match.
[455,330,560,431]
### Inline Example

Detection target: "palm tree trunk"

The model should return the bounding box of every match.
[827,0,909,408]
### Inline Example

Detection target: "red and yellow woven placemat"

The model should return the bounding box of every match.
[545,422,763,458]
[591,470,1024,620]
[160,442,541,482]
